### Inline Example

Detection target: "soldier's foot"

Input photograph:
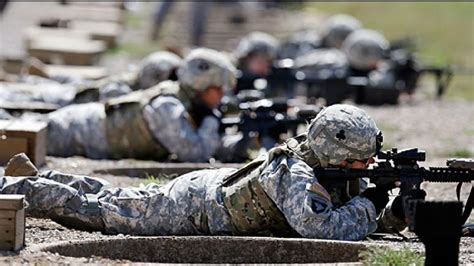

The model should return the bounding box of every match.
[5,153,39,177]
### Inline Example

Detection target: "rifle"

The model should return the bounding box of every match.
[236,45,453,105]
[220,99,319,151]
[235,59,351,105]
[386,48,453,98]
[314,147,474,264]
[314,148,473,223]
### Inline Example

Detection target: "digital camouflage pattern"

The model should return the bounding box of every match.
[137,51,182,90]
[0,81,77,107]
[0,150,389,240]
[342,29,389,71]
[0,51,182,108]
[178,48,237,92]
[142,81,221,162]
[44,81,221,162]
[0,169,236,235]
[307,104,380,167]
[104,82,180,160]
[258,152,379,240]
[46,102,110,158]
[234,31,280,60]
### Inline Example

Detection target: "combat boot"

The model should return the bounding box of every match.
[4,153,39,177]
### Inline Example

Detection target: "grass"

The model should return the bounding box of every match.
[141,173,176,186]
[360,246,424,266]
[106,2,162,58]
[125,12,145,30]
[445,148,473,158]
[304,3,474,101]
[107,41,161,58]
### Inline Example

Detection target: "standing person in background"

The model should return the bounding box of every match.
[151,2,245,47]
[150,1,210,47]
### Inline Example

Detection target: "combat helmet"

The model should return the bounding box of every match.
[342,29,389,71]
[307,104,381,167]
[278,29,322,59]
[321,14,362,49]
[137,51,182,90]
[178,48,237,92]
[234,31,279,61]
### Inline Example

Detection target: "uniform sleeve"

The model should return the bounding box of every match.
[143,96,221,162]
[259,155,378,241]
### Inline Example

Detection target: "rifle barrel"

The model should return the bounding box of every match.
[314,167,474,183]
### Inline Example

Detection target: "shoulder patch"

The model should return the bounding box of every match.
[306,182,331,202]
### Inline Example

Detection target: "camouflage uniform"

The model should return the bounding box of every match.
[44,48,235,162]
[0,104,406,240]
[0,51,182,108]
[0,80,77,108]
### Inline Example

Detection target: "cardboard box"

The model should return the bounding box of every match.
[0,120,47,167]
[0,195,25,251]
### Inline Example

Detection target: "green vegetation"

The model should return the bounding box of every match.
[445,148,473,158]
[107,41,161,58]
[360,246,424,266]
[141,173,176,186]
[106,2,161,58]
[304,3,474,101]
[125,12,145,30]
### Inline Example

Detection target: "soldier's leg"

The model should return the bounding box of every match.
[151,1,173,41]
[5,153,110,194]
[40,170,110,194]
[96,183,169,235]
[0,175,105,232]
[46,103,109,158]
[189,2,209,46]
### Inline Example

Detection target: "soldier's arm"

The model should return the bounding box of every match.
[143,96,221,162]
[297,189,378,240]
[260,156,378,241]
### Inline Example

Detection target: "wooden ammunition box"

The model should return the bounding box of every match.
[70,20,122,48]
[0,120,47,167]
[0,195,25,251]
[27,36,106,65]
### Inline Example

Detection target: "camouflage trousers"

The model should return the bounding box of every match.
[0,168,237,235]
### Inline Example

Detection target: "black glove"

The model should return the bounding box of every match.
[391,189,427,221]
[361,187,389,214]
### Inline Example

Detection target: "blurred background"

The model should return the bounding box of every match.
[1,2,472,99]
[0,1,473,160]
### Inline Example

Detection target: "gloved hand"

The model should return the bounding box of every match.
[361,187,389,214]
[391,189,427,221]
[189,100,221,127]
